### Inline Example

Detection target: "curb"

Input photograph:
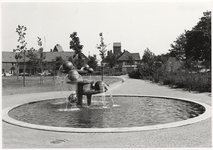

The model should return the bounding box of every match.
[2,94,211,133]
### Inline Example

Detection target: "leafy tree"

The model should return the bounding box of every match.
[185,30,204,62]
[26,47,39,74]
[10,66,15,75]
[97,33,108,61]
[87,55,98,70]
[154,53,170,66]
[105,53,117,69]
[37,37,46,73]
[16,25,27,51]
[15,25,27,86]
[142,48,155,67]
[169,32,187,61]
[13,48,22,81]
[69,32,84,69]
[170,11,211,69]
[68,56,75,65]
[54,56,65,71]
[194,11,211,38]
[185,11,211,69]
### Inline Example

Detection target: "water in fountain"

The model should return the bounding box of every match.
[8,95,206,128]
[90,82,115,109]
[54,61,117,112]
[55,65,76,111]
[102,83,115,108]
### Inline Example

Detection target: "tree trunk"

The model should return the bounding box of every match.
[101,62,104,81]
[16,61,19,81]
[23,51,26,87]
[40,62,43,84]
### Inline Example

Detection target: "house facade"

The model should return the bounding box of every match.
[106,42,141,73]
[2,50,89,75]
[117,50,141,72]
[2,52,17,74]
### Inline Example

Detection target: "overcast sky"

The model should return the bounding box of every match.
[1,1,212,60]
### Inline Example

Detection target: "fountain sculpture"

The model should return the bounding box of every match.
[60,61,108,106]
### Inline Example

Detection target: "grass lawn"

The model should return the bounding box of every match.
[2,75,122,96]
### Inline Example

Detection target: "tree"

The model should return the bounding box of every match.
[97,33,108,81]
[37,37,46,73]
[105,53,117,72]
[15,25,27,86]
[194,11,211,38]
[142,48,155,67]
[154,53,170,66]
[26,47,39,74]
[185,30,205,61]
[87,55,98,70]
[169,32,187,61]
[141,48,156,79]
[69,32,84,69]
[53,56,65,72]
[10,66,15,75]
[185,11,211,69]
[170,11,211,70]
[13,48,22,81]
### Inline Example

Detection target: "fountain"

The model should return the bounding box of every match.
[2,60,211,132]
[59,61,109,107]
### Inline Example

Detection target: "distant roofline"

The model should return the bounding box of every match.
[113,42,121,47]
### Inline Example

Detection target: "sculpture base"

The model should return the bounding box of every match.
[67,80,107,106]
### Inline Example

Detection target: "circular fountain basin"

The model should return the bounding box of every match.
[2,94,211,133]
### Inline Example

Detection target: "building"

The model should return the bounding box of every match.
[2,52,17,74]
[113,42,122,56]
[117,50,141,72]
[2,50,89,75]
[105,42,141,73]
[52,44,63,52]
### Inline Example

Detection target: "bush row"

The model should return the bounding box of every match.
[128,67,211,93]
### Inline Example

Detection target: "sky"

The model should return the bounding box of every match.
[1,0,212,60]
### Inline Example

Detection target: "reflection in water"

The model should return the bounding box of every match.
[70,106,105,128]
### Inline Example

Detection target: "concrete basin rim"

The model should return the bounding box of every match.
[2,94,212,133]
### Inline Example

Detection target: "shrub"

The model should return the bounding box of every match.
[128,69,142,79]
[128,66,211,93]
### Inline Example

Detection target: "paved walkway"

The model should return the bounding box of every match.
[2,75,212,148]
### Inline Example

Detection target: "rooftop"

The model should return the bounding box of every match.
[2,51,89,63]
[113,42,121,47]
[118,50,140,61]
